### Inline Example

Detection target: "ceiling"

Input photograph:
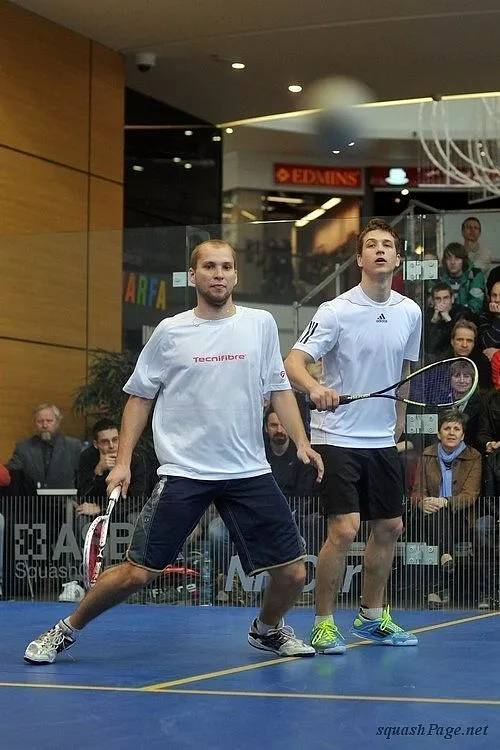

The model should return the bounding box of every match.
[9,0,500,125]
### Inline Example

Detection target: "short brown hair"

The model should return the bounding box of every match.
[451,318,477,341]
[438,408,467,431]
[357,218,400,255]
[189,240,237,270]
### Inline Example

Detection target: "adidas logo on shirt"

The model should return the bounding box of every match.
[376,313,388,323]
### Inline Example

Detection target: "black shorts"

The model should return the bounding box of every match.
[127,474,305,576]
[313,445,403,521]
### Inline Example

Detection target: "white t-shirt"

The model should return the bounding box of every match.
[293,285,422,448]
[123,305,290,480]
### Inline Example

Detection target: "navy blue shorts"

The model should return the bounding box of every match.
[126,473,305,575]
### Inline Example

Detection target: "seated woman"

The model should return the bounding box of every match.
[409,409,482,607]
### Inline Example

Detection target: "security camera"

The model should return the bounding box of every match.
[135,52,156,73]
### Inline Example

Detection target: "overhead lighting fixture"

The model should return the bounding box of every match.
[321,197,342,210]
[386,168,409,186]
[240,209,257,221]
[295,207,326,228]
[267,196,304,205]
[401,188,410,196]
[184,130,193,136]
[231,62,245,70]
[173,157,182,163]
[212,135,222,142]
[132,165,144,172]
[332,150,340,155]
[225,127,234,134]
[348,141,355,147]
[184,162,193,169]
[288,84,302,93]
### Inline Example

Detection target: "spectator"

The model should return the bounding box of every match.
[410,409,482,608]
[440,242,485,315]
[6,404,81,494]
[461,216,492,275]
[424,282,470,363]
[264,408,316,497]
[476,390,500,454]
[77,418,150,517]
[449,318,490,391]
[479,279,500,379]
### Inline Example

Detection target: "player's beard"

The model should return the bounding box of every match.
[198,287,232,308]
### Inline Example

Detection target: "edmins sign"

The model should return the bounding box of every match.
[274,163,363,189]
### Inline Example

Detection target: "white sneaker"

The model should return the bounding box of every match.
[248,619,315,657]
[58,581,85,602]
[24,620,76,664]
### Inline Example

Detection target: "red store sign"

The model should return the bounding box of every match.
[274,163,363,189]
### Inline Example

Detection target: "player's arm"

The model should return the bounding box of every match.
[106,395,153,497]
[394,360,411,443]
[284,349,338,411]
[270,389,324,481]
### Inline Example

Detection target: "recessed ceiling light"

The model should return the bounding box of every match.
[184,162,192,169]
[231,62,245,70]
[212,135,222,142]
[288,84,302,93]
[348,141,355,147]
[132,165,144,172]
[401,188,409,196]
[184,130,193,136]
[225,127,234,134]
[332,150,340,155]
[173,157,182,163]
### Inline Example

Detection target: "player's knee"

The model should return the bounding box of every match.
[121,562,157,589]
[328,518,359,550]
[272,561,306,590]
[374,517,403,543]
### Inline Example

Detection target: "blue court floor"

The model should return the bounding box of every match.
[1,603,499,749]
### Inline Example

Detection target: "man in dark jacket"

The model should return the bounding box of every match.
[7,404,81,494]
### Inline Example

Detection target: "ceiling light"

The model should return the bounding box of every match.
[231,62,245,70]
[267,196,304,204]
[184,162,192,169]
[295,208,326,227]
[132,165,144,172]
[173,157,182,163]
[321,197,342,210]
[212,135,222,142]
[184,130,193,136]
[348,142,355,147]
[240,209,257,221]
[401,188,409,196]
[386,168,409,186]
[288,84,302,94]
[225,127,234,134]
[332,150,340,155]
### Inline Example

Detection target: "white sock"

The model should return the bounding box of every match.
[314,614,334,626]
[60,617,79,633]
[359,606,383,620]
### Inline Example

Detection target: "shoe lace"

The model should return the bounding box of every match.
[36,625,67,651]
[379,606,403,634]
[311,619,341,644]
[268,623,302,644]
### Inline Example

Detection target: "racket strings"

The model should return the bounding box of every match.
[401,359,476,407]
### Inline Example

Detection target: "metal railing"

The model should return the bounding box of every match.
[0,494,496,611]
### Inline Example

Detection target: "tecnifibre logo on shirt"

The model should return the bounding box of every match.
[193,354,247,363]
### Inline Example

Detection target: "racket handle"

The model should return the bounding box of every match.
[307,396,349,410]
[108,486,122,501]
